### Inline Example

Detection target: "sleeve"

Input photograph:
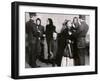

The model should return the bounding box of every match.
[25,22,29,42]
[71,24,82,38]
[44,25,47,34]
[42,26,45,34]
[84,24,89,35]
[26,22,29,34]
[40,26,45,37]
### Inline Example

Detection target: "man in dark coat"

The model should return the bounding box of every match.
[76,15,89,65]
[25,13,38,68]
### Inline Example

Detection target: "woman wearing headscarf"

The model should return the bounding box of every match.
[35,18,44,60]
[55,20,74,66]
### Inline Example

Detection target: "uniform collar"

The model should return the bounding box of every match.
[29,19,34,23]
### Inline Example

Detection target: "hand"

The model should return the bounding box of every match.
[43,34,46,37]
[68,31,72,35]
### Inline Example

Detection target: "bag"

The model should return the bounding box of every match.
[61,56,74,67]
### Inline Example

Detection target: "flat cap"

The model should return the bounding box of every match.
[29,12,36,17]
[79,15,85,20]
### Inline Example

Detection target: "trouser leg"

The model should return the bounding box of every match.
[73,46,80,66]
[55,45,65,66]
[78,48,85,65]
[30,44,37,68]
[46,39,52,59]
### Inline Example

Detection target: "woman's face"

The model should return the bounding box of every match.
[67,21,72,28]
[37,20,40,25]
[73,18,78,24]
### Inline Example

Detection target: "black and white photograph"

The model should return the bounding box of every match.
[25,12,90,68]
[11,2,97,79]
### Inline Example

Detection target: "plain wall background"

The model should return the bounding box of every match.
[0,0,99,81]
[25,13,89,33]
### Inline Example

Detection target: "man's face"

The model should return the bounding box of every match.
[31,16,36,22]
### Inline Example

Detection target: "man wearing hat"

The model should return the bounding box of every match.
[75,15,89,65]
[26,12,38,68]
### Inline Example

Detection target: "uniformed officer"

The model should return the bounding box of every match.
[76,15,89,65]
[25,13,38,68]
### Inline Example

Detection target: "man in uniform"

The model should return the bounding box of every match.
[76,15,89,65]
[25,13,38,68]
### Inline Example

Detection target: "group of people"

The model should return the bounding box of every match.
[25,12,89,68]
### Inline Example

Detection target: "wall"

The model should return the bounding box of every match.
[25,13,89,33]
[0,0,99,81]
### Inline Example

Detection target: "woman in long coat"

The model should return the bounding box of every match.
[45,18,56,59]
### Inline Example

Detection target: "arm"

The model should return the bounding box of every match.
[53,26,57,33]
